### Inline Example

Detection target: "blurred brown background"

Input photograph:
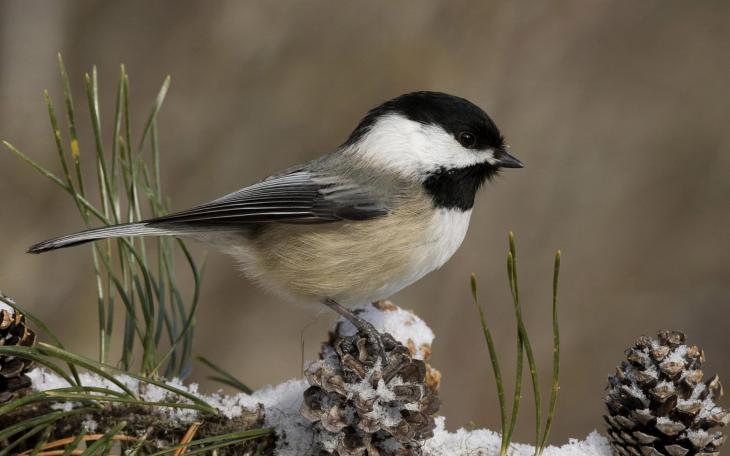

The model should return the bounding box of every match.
[1,0,729,444]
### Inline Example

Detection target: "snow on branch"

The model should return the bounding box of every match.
[16,301,609,456]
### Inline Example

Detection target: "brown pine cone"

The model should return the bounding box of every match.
[301,323,440,455]
[605,330,729,456]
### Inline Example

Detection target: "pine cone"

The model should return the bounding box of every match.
[334,301,441,391]
[301,322,440,455]
[0,307,37,403]
[605,330,729,456]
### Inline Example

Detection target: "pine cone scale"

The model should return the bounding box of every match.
[0,306,37,403]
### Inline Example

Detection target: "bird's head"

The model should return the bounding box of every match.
[343,91,523,181]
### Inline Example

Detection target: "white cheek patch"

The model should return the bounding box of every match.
[348,114,495,178]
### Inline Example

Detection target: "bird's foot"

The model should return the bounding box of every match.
[356,317,398,366]
[322,298,392,365]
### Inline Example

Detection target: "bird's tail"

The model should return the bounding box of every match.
[27,223,179,254]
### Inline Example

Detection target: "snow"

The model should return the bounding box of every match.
[28,368,611,455]
[0,295,16,314]
[29,367,314,453]
[698,400,724,420]
[24,302,612,455]
[81,419,99,432]
[666,345,688,365]
[234,379,316,455]
[684,429,708,438]
[424,418,611,456]
[627,384,649,404]
[691,382,707,400]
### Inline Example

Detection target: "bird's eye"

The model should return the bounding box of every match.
[458,131,477,149]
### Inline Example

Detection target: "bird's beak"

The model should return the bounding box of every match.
[495,150,524,168]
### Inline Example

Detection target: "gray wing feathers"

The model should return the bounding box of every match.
[28,169,389,253]
[27,223,176,253]
[147,170,388,225]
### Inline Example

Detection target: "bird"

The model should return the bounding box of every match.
[28,91,523,354]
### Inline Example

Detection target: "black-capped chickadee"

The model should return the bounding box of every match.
[28,91,522,352]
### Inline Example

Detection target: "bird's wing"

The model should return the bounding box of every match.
[148,169,389,226]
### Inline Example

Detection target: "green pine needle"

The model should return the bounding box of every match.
[4,56,204,378]
[537,250,561,455]
[472,233,562,456]
[0,56,270,455]
[197,355,254,394]
[470,273,508,453]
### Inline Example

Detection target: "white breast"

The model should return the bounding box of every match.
[421,208,473,267]
[371,208,472,300]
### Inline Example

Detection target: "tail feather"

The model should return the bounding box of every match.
[27,223,177,254]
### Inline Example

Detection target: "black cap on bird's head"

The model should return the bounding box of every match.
[345,91,523,170]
